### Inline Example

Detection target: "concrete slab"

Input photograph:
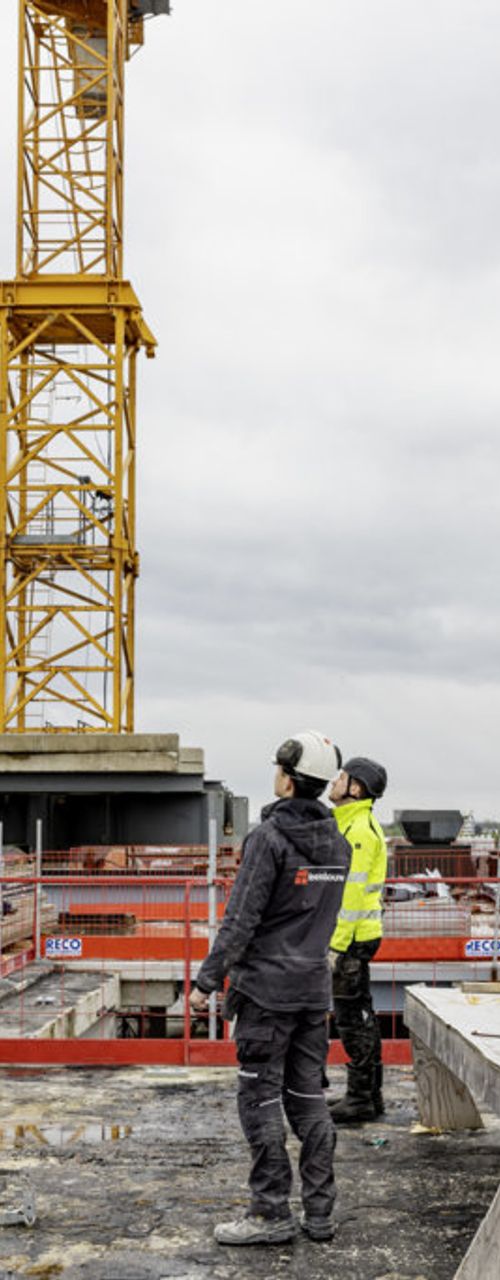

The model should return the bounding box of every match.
[375,961,498,982]
[410,1032,484,1130]
[70,961,185,980]
[405,985,500,1279]
[404,985,500,1118]
[0,1066,497,1279]
[454,1181,500,1279]
[70,959,189,981]
[0,966,118,1040]
[120,980,176,1007]
[0,734,181,754]
[0,733,204,774]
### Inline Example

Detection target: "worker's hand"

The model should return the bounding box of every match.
[189,986,210,1013]
[328,949,344,975]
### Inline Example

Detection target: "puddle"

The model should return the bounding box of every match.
[0,1122,132,1147]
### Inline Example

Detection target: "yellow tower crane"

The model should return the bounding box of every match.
[0,0,169,733]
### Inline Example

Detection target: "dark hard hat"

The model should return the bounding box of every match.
[344,757,387,799]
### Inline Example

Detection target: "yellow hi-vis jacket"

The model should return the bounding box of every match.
[329,798,387,952]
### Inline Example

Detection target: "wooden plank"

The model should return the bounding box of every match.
[410,1033,483,1130]
[461,982,500,994]
[1,900,57,949]
[454,1183,500,1279]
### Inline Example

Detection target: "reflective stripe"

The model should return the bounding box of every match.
[238,1069,259,1078]
[286,1087,324,1100]
[347,871,368,884]
[259,1097,281,1108]
[369,883,385,893]
[338,908,382,923]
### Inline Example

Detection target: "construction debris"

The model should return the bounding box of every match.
[0,1179,36,1228]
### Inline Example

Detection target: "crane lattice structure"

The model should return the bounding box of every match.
[0,0,169,733]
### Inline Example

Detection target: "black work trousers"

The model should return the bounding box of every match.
[234,996,335,1221]
[332,938,382,1102]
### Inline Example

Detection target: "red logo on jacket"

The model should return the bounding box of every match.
[294,868,309,885]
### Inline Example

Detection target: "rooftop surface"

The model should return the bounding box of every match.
[0,1065,498,1279]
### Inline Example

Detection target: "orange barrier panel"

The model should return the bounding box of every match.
[41,934,210,961]
[62,902,226,921]
[377,937,467,962]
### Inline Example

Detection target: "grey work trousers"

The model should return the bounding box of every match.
[234,996,336,1221]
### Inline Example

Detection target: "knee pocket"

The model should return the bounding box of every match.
[285,1097,333,1146]
[237,1040,273,1065]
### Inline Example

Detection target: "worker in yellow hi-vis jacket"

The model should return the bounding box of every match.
[327,757,388,1123]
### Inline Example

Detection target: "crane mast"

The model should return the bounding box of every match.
[0,0,167,733]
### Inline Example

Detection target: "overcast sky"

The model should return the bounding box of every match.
[1,1,499,822]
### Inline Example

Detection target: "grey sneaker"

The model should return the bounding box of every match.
[301,1213,336,1241]
[214,1213,298,1245]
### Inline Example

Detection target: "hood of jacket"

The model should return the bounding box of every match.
[260,797,340,866]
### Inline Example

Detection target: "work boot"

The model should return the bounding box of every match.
[373,1091,385,1116]
[301,1213,337,1241]
[328,1094,376,1124]
[214,1213,298,1245]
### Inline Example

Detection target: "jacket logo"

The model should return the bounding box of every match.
[295,867,345,885]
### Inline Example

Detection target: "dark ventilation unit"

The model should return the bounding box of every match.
[394,810,463,847]
[130,1,171,15]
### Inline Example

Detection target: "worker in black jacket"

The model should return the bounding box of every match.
[189,731,350,1247]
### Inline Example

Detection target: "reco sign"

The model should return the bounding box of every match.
[45,937,82,958]
[465,938,500,958]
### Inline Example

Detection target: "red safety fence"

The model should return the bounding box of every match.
[0,871,497,1066]
[390,847,477,879]
[379,873,500,961]
[389,841,498,881]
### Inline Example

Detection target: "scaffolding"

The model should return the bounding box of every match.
[0,1,163,732]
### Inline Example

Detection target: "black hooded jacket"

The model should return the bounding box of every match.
[195,797,350,1011]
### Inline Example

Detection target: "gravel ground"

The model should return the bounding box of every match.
[0,1065,497,1279]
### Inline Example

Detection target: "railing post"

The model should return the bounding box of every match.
[35,819,42,962]
[184,881,192,1066]
[492,856,500,981]
[222,880,231,1040]
[0,821,3,963]
[208,811,218,1041]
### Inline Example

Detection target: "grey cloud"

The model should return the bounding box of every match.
[137,518,500,698]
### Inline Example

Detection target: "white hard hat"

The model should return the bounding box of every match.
[275,731,342,784]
